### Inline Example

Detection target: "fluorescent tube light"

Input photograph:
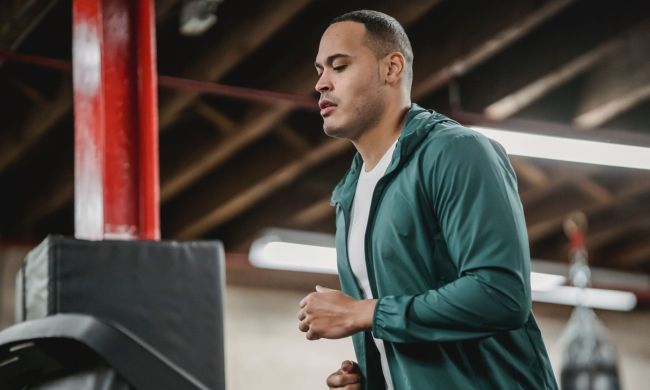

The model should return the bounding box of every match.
[530,272,566,292]
[533,286,637,311]
[250,241,338,274]
[471,126,650,170]
[249,231,637,311]
[251,240,564,289]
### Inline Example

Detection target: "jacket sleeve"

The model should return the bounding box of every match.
[372,132,532,343]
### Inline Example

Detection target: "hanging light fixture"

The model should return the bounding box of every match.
[179,0,224,36]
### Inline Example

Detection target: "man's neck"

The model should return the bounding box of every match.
[353,102,410,172]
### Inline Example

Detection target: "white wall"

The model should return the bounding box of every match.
[0,245,28,328]
[224,286,650,390]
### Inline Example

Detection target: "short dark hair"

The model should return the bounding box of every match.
[330,10,413,87]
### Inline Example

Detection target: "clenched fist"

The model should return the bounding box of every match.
[298,285,377,340]
[326,360,362,389]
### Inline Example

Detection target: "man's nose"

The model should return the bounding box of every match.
[315,72,332,93]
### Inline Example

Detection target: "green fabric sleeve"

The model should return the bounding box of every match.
[372,133,532,343]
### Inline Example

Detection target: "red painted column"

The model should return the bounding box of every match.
[72,0,160,240]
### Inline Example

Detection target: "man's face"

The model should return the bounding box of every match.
[314,22,386,139]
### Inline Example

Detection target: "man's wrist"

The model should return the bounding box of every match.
[351,299,378,332]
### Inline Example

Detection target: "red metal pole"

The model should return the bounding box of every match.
[137,0,160,240]
[72,0,159,240]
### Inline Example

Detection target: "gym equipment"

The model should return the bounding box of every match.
[1,235,226,389]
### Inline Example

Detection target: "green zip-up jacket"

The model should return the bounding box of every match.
[330,104,558,389]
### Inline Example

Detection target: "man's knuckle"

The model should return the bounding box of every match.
[326,374,342,387]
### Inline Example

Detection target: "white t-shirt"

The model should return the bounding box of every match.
[348,139,398,390]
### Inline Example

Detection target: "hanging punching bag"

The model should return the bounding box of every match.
[558,212,622,390]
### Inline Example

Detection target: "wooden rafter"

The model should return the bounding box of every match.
[9,4,186,230]
[170,1,604,241]
[0,79,71,174]
[0,0,188,174]
[161,0,441,203]
[573,21,650,128]
[158,0,311,129]
[461,0,649,114]
[588,217,650,253]
[161,104,295,201]
[575,176,613,203]
[0,0,58,68]
[7,77,50,107]
[174,139,350,239]
[194,100,237,135]
[519,165,601,205]
[274,124,312,153]
[613,240,650,270]
[484,27,629,120]
[20,171,73,230]
[527,181,650,243]
[510,157,549,188]
[154,0,179,22]
[412,0,574,99]
[287,197,334,228]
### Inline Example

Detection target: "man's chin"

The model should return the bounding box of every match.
[322,124,346,139]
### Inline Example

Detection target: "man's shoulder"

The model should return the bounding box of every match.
[405,105,484,144]
[415,114,488,156]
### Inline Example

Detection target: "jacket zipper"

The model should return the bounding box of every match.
[338,201,365,300]
[364,172,399,390]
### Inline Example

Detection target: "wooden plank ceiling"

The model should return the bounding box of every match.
[0,0,649,274]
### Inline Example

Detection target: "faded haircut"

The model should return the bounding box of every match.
[330,10,414,89]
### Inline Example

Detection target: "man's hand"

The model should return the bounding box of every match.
[298,285,376,340]
[326,360,362,389]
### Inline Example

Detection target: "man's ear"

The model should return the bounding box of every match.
[384,52,406,84]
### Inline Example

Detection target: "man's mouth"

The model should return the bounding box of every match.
[319,99,337,117]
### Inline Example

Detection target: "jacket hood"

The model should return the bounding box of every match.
[330,103,453,205]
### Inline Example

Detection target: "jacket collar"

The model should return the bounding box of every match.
[330,103,440,206]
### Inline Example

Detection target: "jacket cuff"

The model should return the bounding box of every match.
[371,296,398,339]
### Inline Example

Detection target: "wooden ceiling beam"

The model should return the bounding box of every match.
[274,124,311,154]
[160,0,441,202]
[1,1,190,173]
[573,21,650,128]
[173,139,350,239]
[510,157,549,188]
[161,104,295,202]
[0,78,70,174]
[7,77,50,107]
[6,5,182,227]
[154,0,180,22]
[587,217,650,253]
[484,28,627,120]
[158,0,311,130]
[461,0,649,114]
[527,180,650,243]
[519,164,600,205]
[612,240,650,270]
[412,0,574,99]
[575,176,613,203]
[194,100,237,135]
[287,197,334,228]
[520,176,571,206]
[0,0,58,68]
[227,195,334,253]
[20,171,73,230]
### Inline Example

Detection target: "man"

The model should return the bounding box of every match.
[298,10,558,390]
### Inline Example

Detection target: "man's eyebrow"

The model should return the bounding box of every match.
[314,53,352,69]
